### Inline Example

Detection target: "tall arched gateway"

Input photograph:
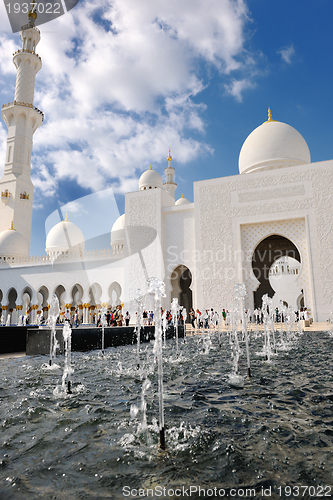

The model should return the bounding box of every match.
[170,265,193,315]
[251,234,301,309]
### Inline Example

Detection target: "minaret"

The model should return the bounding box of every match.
[163,149,177,199]
[0,2,43,254]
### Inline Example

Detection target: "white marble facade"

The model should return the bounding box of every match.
[1,21,333,323]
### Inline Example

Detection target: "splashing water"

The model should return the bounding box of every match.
[48,294,60,367]
[147,277,166,449]
[62,322,73,394]
[171,297,180,354]
[100,306,107,355]
[1,327,333,498]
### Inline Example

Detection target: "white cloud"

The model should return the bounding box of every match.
[0,36,17,75]
[224,78,255,102]
[1,0,254,202]
[277,44,295,65]
[61,199,89,215]
[31,163,58,199]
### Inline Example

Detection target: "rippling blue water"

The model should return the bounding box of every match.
[0,329,333,499]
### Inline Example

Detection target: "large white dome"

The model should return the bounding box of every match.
[45,217,85,255]
[111,213,125,248]
[139,166,163,190]
[239,115,311,175]
[0,227,29,258]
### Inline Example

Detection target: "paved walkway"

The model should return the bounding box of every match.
[299,321,330,332]
[0,351,26,359]
[185,321,331,335]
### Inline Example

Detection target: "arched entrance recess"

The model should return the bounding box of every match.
[170,265,193,315]
[71,284,83,307]
[8,288,18,323]
[89,283,102,307]
[108,282,122,308]
[252,234,301,309]
[297,293,305,309]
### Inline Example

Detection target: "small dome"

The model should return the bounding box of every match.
[139,166,163,190]
[239,113,311,175]
[0,228,29,258]
[175,195,190,206]
[111,214,125,248]
[46,217,85,255]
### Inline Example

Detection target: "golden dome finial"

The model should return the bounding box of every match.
[149,165,152,170]
[63,212,69,222]
[10,221,14,230]
[264,107,277,124]
[28,0,37,20]
[182,193,184,198]
[167,148,172,162]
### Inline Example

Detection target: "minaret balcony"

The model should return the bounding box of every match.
[2,101,44,124]
[1,190,11,204]
[13,49,42,62]
[2,101,44,129]
[20,192,30,201]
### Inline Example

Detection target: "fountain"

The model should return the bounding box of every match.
[171,297,180,354]
[267,296,277,354]
[61,322,73,395]
[162,309,167,347]
[100,306,107,355]
[229,305,241,383]
[262,294,272,361]
[147,277,166,450]
[48,294,60,367]
[0,286,333,499]
[134,290,143,368]
[182,307,187,343]
[234,283,251,378]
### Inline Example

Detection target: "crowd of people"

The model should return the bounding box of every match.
[61,306,129,328]
[54,303,311,329]
[185,305,311,329]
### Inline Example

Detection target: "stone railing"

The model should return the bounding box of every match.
[13,49,42,62]
[0,247,124,267]
[2,101,44,121]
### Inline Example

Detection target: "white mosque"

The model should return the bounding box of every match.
[1,11,333,324]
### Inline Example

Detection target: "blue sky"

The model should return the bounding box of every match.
[0,0,333,255]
